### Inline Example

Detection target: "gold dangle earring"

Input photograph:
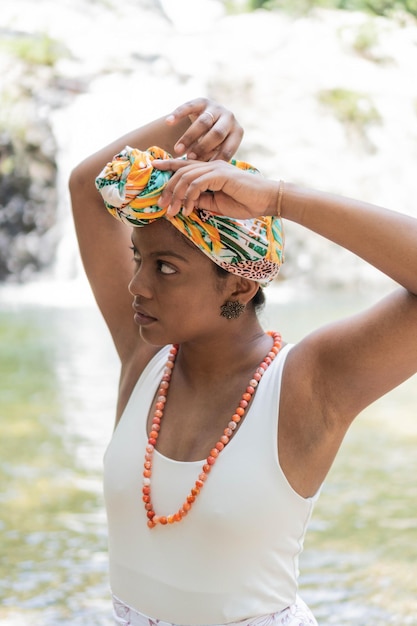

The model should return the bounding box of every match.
[220,301,246,319]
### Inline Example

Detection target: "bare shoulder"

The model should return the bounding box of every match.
[285,288,417,420]
[277,288,417,497]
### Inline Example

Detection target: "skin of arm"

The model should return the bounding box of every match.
[68,99,243,365]
[153,158,417,495]
[69,115,189,364]
[279,182,417,483]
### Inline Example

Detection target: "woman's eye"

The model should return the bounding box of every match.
[158,261,176,275]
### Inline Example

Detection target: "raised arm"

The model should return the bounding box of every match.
[279,181,417,407]
[153,158,417,418]
[68,99,243,363]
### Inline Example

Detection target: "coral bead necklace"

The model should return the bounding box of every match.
[142,331,282,528]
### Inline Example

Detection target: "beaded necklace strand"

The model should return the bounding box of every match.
[142,331,282,528]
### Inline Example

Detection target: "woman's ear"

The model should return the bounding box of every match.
[229,277,260,306]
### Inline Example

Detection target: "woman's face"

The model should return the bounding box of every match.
[128,220,232,346]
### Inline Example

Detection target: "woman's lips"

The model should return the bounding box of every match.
[132,304,157,326]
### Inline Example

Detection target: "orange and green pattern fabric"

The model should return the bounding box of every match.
[95,146,284,285]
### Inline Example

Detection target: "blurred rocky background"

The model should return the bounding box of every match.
[1,0,417,290]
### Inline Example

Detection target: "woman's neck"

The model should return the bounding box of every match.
[174,323,273,387]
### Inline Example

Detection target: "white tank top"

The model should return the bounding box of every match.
[103,343,319,625]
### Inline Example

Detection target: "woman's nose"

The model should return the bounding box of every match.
[128,266,153,298]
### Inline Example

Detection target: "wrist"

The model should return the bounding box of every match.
[265,180,285,218]
[276,180,284,217]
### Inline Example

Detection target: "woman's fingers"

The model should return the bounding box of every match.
[156,161,218,216]
[154,159,267,219]
[164,98,243,162]
[155,158,279,220]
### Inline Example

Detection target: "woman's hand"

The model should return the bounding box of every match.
[164,97,244,162]
[154,159,279,219]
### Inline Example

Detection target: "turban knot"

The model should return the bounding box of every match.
[95,146,284,285]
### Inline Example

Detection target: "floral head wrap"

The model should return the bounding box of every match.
[95,146,284,285]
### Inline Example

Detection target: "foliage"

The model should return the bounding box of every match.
[237,0,417,17]
[0,32,68,67]
[318,88,382,143]
[318,88,382,153]
[352,20,379,56]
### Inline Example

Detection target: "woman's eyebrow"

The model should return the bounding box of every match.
[149,250,188,262]
[130,235,189,262]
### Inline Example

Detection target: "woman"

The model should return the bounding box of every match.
[69,97,417,626]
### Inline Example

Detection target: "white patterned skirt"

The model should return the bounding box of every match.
[112,594,318,626]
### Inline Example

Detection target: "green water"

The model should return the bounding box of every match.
[1,288,416,625]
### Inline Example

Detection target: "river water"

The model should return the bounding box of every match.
[1,283,416,625]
